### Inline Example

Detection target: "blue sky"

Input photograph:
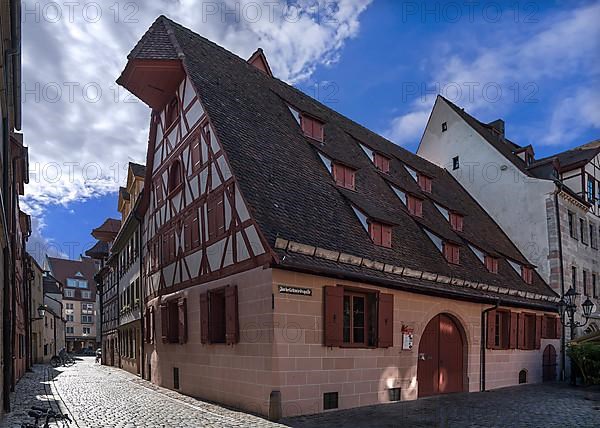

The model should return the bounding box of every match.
[23,0,599,262]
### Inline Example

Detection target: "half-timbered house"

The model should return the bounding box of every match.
[117,16,561,418]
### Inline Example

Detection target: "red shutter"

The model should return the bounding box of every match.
[486,309,496,349]
[216,193,225,237]
[522,267,533,284]
[541,316,548,339]
[344,167,355,190]
[225,286,239,345]
[485,256,498,274]
[517,313,525,349]
[178,298,188,344]
[407,195,422,217]
[418,175,432,193]
[370,222,382,246]
[382,225,392,248]
[160,303,168,343]
[332,163,343,187]
[155,179,163,205]
[301,115,324,141]
[509,311,518,349]
[378,293,394,348]
[200,292,209,344]
[374,153,390,173]
[535,315,542,349]
[450,213,463,232]
[324,286,344,347]
[555,317,561,339]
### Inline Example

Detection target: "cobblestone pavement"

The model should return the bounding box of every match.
[283,383,600,428]
[48,357,282,428]
[3,360,600,428]
[1,365,68,427]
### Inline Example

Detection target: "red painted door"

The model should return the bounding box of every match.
[418,314,464,397]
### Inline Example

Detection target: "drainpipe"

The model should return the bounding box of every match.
[481,300,500,392]
[553,189,566,381]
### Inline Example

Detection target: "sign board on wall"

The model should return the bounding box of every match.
[278,285,312,296]
[402,325,414,350]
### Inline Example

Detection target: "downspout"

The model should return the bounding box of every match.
[554,187,566,381]
[481,300,500,392]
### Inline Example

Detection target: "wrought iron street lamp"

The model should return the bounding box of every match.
[558,286,595,384]
[31,305,47,321]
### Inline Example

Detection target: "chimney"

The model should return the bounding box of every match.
[487,119,505,138]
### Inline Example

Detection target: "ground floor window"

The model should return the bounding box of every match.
[342,291,377,346]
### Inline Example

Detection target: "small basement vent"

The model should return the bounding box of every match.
[173,367,180,389]
[519,369,527,384]
[323,392,338,410]
[388,387,401,402]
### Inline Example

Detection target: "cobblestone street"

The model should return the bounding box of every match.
[2,358,600,427]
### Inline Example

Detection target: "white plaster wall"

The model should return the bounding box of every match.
[418,99,556,283]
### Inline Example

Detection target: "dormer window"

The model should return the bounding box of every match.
[521,266,533,284]
[417,174,432,193]
[301,114,324,141]
[373,152,390,173]
[449,212,464,232]
[165,96,178,130]
[332,163,355,190]
[443,242,460,264]
[407,195,423,217]
[484,255,498,273]
[369,222,392,248]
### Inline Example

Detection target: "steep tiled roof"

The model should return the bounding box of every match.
[46,257,98,297]
[85,240,109,259]
[533,145,600,174]
[126,16,558,308]
[129,162,146,178]
[92,218,121,235]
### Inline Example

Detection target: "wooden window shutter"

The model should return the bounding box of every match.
[509,312,518,349]
[178,298,188,344]
[517,313,525,349]
[408,195,422,217]
[225,286,239,345]
[486,309,496,349]
[382,225,392,248]
[370,222,382,246]
[207,194,217,240]
[418,175,432,193]
[144,307,151,343]
[535,315,542,349]
[160,303,169,343]
[541,316,548,339]
[450,213,463,232]
[324,286,344,347]
[333,163,343,187]
[377,293,394,348]
[200,292,209,344]
[344,166,355,190]
[555,317,561,339]
[191,210,200,249]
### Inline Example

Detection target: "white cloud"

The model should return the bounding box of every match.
[385,2,600,147]
[21,0,373,254]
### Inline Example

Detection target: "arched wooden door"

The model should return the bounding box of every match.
[417,314,464,397]
[542,344,557,381]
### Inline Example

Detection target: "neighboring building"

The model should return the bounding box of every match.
[87,219,120,368]
[28,255,44,364]
[417,96,600,337]
[92,163,145,375]
[45,257,99,352]
[42,273,66,361]
[114,163,145,375]
[1,1,24,413]
[116,17,561,418]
